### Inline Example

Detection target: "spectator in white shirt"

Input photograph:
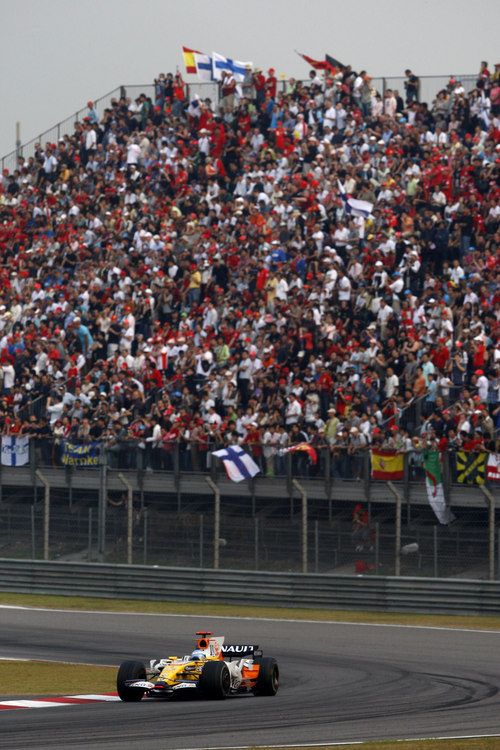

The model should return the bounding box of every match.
[285,394,302,425]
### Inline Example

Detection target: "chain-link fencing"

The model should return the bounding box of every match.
[0,461,497,579]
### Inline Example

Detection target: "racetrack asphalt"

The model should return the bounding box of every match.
[0,606,499,749]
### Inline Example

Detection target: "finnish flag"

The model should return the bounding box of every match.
[1,436,30,467]
[337,180,374,219]
[193,52,214,82]
[212,52,252,82]
[212,446,260,482]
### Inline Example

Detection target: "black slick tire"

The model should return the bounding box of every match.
[199,660,231,699]
[117,660,146,702]
[253,656,279,696]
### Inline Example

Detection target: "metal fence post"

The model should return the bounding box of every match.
[403,453,410,525]
[30,438,37,505]
[199,514,204,568]
[489,492,495,583]
[35,470,50,561]
[173,442,180,502]
[118,473,133,565]
[395,493,401,576]
[375,522,380,575]
[480,486,495,581]
[314,520,319,573]
[286,453,293,504]
[293,479,307,573]
[97,442,107,562]
[87,507,92,562]
[498,527,500,581]
[433,525,438,577]
[388,481,402,576]
[250,477,256,517]
[143,508,148,565]
[254,516,259,571]
[31,505,35,559]
[205,477,220,569]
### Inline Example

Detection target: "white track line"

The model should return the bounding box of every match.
[70,694,120,701]
[201,734,500,749]
[1,604,499,635]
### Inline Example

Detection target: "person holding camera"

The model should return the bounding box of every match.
[404,69,420,105]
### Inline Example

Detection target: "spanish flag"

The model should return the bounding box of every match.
[371,450,404,480]
[182,46,200,75]
[284,443,317,465]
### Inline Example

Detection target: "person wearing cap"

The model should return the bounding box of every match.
[324,408,340,445]
[265,68,277,100]
[252,67,266,107]
[86,100,99,125]
[220,70,236,112]
[241,64,254,101]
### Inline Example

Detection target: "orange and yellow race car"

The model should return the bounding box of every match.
[117,631,279,701]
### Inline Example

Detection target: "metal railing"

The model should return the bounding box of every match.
[22,436,500,494]
[1,72,479,174]
[1,86,125,174]
[0,558,499,614]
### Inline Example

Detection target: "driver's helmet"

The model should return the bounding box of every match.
[190,649,206,661]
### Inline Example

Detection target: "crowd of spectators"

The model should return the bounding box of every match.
[0,58,499,475]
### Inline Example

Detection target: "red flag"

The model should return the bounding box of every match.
[284,443,317,465]
[296,51,332,71]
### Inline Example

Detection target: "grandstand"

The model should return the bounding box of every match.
[0,61,498,577]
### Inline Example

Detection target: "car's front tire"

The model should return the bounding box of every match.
[199,660,231,699]
[117,660,146,702]
[253,656,279,696]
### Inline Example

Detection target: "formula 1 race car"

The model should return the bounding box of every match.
[117,631,279,701]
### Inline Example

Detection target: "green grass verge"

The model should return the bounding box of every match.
[0,660,115,696]
[1,592,500,630]
[233,742,500,749]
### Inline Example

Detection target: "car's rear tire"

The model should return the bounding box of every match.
[253,656,279,696]
[117,660,146,702]
[199,660,231,699]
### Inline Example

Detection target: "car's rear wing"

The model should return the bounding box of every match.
[221,644,261,658]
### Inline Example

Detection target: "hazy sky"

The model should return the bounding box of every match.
[1,0,499,157]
